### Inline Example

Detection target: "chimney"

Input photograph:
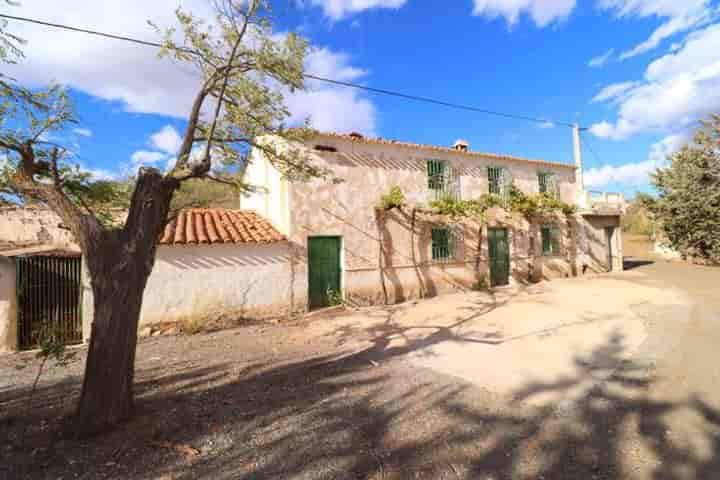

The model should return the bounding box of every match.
[453,139,469,152]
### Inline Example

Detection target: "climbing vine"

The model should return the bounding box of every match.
[377,184,405,211]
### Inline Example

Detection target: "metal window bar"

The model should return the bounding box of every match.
[431,227,459,263]
[488,166,510,205]
[541,226,561,256]
[427,160,460,201]
[16,255,83,350]
[538,172,558,199]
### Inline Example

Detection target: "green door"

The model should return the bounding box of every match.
[308,236,342,309]
[488,228,510,287]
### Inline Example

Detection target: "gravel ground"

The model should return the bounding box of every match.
[2,237,720,479]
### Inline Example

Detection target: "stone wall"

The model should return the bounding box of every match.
[0,206,77,249]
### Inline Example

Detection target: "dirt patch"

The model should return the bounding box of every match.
[0,268,717,479]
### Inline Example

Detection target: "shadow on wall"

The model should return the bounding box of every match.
[5,315,720,478]
[160,243,291,270]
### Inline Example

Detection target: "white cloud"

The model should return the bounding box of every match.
[584,133,686,188]
[150,125,182,155]
[590,23,720,140]
[130,150,166,166]
[73,128,93,137]
[309,0,406,20]
[597,0,713,60]
[287,47,376,134]
[473,0,576,28]
[591,81,639,103]
[588,48,614,68]
[6,1,377,133]
[538,121,555,129]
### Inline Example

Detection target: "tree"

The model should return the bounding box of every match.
[1,0,328,435]
[650,115,720,263]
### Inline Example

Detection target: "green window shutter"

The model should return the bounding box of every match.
[541,226,552,255]
[538,172,558,198]
[432,228,451,261]
[541,226,561,255]
[489,167,511,204]
[427,160,447,190]
[488,167,502,195]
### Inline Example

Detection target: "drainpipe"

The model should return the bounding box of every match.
[573,123,587,209]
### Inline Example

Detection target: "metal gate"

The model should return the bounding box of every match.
[16,255,83,350]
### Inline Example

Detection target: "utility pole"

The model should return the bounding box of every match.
[573,123,587,209]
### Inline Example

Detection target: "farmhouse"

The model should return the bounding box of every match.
[0,131,623,353]
[241,132,625,308]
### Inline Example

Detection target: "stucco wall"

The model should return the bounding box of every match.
[243,136,621,309]
[582,215,624,272]
[138,242,299,326]
[0,258,17,353]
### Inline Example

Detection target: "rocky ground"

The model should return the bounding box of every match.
[2,235,720,479]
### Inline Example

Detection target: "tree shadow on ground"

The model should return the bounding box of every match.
[624,256,655,271]
[3,325,720,479]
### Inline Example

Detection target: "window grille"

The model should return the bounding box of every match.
[488,166,511,204]
[427,159,460,201]
[538,172,558,198]
[541,225,561,256]
[431,227,457,262]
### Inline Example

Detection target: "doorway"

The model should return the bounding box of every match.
[488,228,510,287]
[605,227,615,272]
[307,236,342,309]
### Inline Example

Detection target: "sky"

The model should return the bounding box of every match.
[3,0,720,198]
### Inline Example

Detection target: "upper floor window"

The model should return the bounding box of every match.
[427,160,460,201]
[427,159,448,190]
[538,172,558,198]
[488,166,511,202]
[541,225,561,256]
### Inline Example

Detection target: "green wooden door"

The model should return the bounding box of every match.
[308,237,342,309]
[488,228,510,287]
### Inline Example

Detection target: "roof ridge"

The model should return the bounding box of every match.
[313,131,576,170]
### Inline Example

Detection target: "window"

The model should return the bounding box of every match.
[427,159,448,190]
[427,160,460,201]
[538,172,557,198]
[431,228,455,262]
[488,166,510,203]
[541,225,561,256]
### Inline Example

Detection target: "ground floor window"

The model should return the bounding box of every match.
[541,225,561,256]
[431,228,455,262]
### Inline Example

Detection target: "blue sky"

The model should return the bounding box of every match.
[5,0,720,198]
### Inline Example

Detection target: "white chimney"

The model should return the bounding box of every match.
[453,139,469,152]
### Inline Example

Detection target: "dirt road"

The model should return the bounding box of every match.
[2,237,719,479]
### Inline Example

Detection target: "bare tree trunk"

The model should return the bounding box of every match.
[75,263,147,434]
[75,170,176,436]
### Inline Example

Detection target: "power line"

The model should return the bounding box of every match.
[579,130,603,168]
[0,13,579,128]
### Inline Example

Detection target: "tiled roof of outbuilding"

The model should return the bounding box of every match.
[160,209,285,246]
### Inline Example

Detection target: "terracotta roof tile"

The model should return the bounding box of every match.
[160,209,285,246]
[314,132,577,170]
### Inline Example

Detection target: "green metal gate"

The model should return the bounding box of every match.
[308,237,342,310]
[16,255,83,350]
[488,228,510,287]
